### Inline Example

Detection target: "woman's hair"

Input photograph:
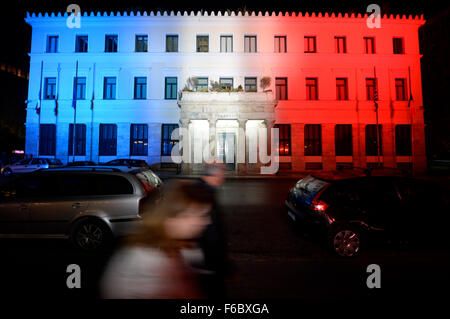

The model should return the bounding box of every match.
[124,180,214,250]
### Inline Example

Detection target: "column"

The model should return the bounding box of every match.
[208,119,217,161]
[179,118,190,173]
[265,119,276,157]
[237,119,247,175]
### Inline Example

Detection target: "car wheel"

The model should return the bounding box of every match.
[330,227,362,257]
[2,168,12,177]
[71,219,112,251]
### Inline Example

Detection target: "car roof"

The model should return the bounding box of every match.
[42,166,124,172]
[45,165,150,173]
[311,169,410,183]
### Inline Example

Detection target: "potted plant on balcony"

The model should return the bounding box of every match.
[183,77,198,92]
[237,85,244,92]
[210,80,222,92]
[260,76,271,92]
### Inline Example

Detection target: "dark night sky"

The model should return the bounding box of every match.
[0,0,449,69]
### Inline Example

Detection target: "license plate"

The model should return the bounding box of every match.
[287,210,296,221]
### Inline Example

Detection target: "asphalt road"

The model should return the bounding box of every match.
[0,177,449,300]
[219,179,450,300]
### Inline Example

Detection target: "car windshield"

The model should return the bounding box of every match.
[47,159,63,165]
[16,159,30,165]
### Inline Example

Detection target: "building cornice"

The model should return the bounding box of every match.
[24,11,425,26]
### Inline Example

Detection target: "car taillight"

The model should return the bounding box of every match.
[311,199,328,212]
[137,178,155,194]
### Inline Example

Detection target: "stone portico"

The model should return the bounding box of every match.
[177,91,278,174]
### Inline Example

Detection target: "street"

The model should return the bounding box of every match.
[0,177,449,300]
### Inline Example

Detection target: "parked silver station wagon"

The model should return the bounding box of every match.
[0,167,162,250]
[1,158,63,176]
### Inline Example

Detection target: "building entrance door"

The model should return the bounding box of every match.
[217,132,236,171]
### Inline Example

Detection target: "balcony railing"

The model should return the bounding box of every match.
[179,90,276,103]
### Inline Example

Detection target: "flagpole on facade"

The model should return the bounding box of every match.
[72,60,78,163]
[90,63,95,162]
[36,60,43,158]
[55,63,61,159]
[374,66,381,167]
[408,66,414,164]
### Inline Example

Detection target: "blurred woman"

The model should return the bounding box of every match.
[100,180,213,299]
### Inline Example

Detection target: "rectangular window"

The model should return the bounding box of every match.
[39,124,56,156]
[365,124,383,156]
[335,36,346,53]
[99,124,117,156]
[161,124,179,156]
[275,77,288,100]
[244,36,257,53]
[75,35,88,53]
[135,35,148,52]
[335,124,353,156]
[68,124,87,156]
[274,124,291,156]
[219,78,233,90]
[130,124,148,156]
[393,37,404,54]
[73,77,86,100]
[166,35,178,52]
[304,124,322,156]
[165,77,178,100]
[364,37,375,54]
[244,77,257,92]
[304,36,316,53]
[196,77,208,91]
[366,78,377,101]
[105,35,118,52]
[134,77,147,99]
[196,35,209,52]
[395,125,412,156]
[103,77,116,100]
[274,36,287,53]
[44,77,57,100]
[395,78,407,101]
[306,78,318,100]
[336,78,348,100]
[220,35,233,52]
[46,36,58,53]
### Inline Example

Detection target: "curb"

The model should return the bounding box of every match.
[155,172,302,180]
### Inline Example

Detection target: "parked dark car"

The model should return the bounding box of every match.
[66,161,96,166]
[286,172,450,257]
[101,159,149,168]
[0,166,163,251]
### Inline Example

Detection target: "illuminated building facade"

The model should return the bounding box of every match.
[24,11,426,174]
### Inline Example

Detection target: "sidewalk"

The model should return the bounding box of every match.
[153,166,450,182]
[154,169,304,180]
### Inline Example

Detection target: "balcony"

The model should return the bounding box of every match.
[178,91,277,121]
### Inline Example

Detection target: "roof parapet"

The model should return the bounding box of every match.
[25,11,425,21]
